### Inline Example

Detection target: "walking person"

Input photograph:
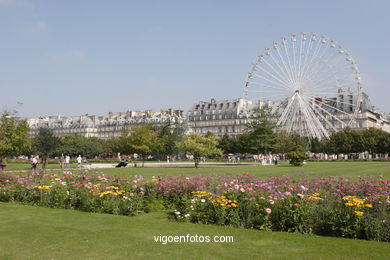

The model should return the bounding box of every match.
[31,155,38,171]
[60,154,65,169]
[77,155,82,169]
[65,155,70,169]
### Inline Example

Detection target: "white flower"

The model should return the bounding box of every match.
[201,199,206,203]
[184,214,190,218]
[61,182,67,186]
[66,191,70,196]
[174,211,181,215]
[191,198,196,203]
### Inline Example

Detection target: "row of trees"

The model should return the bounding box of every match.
[1,110,389,168]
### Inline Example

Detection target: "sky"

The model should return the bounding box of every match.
[0,0,389,117]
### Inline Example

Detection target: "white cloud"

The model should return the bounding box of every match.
[0,0,16,6]
[49,50,85,62]
[28,21,49,33]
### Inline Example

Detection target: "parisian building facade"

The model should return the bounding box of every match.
[27,109,184,139]
[26,91,389,139]
[187,91,390,137]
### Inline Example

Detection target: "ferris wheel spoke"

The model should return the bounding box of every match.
[300,36,323,81]
[297,98,320,138]
[307,63,352,87]
[296,34,307,82]
[252,71,290,90]
[261,57,293,87]
[249,79,289,91]
[306,49,341,78]
[269,53,294,85]
[302,94,354,118]
[305,40,335,76]
[301,97,339,131]
[275,47,296,85]
[303,97,346,129]
[299,34,316,80]
[277,96,297,127]
[248,92,289,101]
[282,40,298,84]
[291,37,299,82]
[307,95,359,107]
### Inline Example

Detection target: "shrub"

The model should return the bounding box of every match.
[286,152,309,166]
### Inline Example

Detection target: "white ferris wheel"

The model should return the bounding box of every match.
[243,32,363,140]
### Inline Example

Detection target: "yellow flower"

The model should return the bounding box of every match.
[364,204,373,208]
[355,211,364,217]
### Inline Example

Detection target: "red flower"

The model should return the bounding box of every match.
[380,180,388,184]
[293,203,300,207]
[377,187,383,191]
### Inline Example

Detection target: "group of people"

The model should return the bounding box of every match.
[30,154,83,170]
[60,154,83,169]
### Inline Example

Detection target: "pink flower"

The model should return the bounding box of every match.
[293,203,300,207]
[265,208,272,215]
[380,180,388,184]
[240,188,246,193]
[269,200,275,205]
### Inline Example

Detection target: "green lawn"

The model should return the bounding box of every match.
[87,161,390,178]
[3,163,78,171]
[0,202,389,260]
[3,161,390,179]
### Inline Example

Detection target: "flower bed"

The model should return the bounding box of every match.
[0,172,389,241]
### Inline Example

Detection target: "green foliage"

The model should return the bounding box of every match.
[285,152,309,166]
[178,133,222,167]
[152,121,185,160]
[127,125,162,158]
[57,134,103,157]
[33,129,60,168]
[217,134,240,154]
[243,108,277,154]
[0,112,30,159]
[361,127,390,154]
[326,127,362,154]
[274,130,308,153]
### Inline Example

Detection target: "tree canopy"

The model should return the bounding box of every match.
[178,132,222,167]
[0,112,30,159]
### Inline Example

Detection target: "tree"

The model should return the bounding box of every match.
[0,111,30,160]
[57,134,103,157]
[218,134,235,154]
[178,133,222,168]
[309,137,324,153]
[152,121,185,160]
[286,152,309,166]
[242,108,277,154]
[361,128,390,155]
[274,130,307,153]
[327,127,362,155]
[33,129,60,169]
[128,124,162,166]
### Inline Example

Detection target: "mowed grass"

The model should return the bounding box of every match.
[0,202,389,260]
[3,163,78,171]
[4,161,390,179]
[89,161,390,179]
